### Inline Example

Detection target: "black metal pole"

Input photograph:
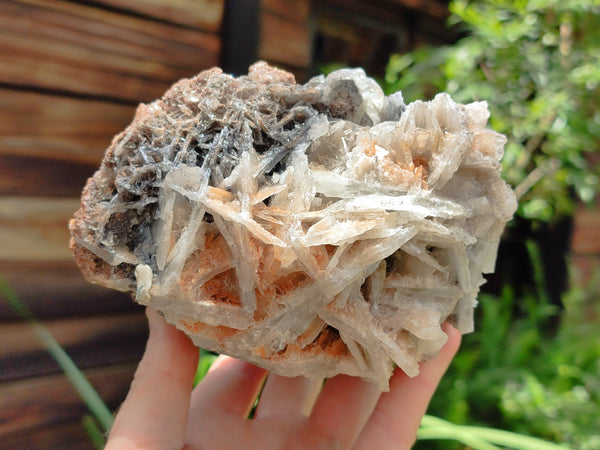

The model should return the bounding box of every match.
[220,0,261,75]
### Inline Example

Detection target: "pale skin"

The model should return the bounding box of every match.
[106,308,461,450]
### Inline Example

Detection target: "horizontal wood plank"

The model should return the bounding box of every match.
[0,88,135,166]
[0,197,80,261]
[0,312,147,382]
[0,154,95,197]
[94,0,224,32]
[0,418,93,450]
[0,0,220,102]
[259,10,312,69]
[262,0,310,21]
[0,89,134,198]
[0,312,146,359]
[0,363,136,436]
[390,0,449,19]
[0,262,135,321]
[572,208,600,255]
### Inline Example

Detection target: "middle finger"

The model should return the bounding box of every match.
[254,374,323,418]
[187,356,268,420]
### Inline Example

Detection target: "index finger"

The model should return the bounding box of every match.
[106,308,199,450]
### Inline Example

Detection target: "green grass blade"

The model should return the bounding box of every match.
[193,348,218,387]
[0,276,114,432]
[419,415,500,449]
[461,425,570,450]
[82,414,107,450]
[525,239,550,305]
[419,415,569,450]
[418,427,501,450]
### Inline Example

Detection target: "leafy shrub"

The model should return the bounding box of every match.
[499,270,600,449]
[384,0,600,223]
[418,266,600,449]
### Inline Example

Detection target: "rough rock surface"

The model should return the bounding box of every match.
[70,62,517,390]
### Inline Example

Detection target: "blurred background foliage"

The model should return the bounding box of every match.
[418,253,600,449]
[381,0,600,448]
[384,0,600,224]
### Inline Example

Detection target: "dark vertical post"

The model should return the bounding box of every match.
[221,0,261,75]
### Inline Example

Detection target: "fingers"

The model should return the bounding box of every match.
[308,374,381,449]
[354,323,462,450]
[185,356,268,447]
[188,356,268,419]
[106,308,199,450]
[254,374,323,418]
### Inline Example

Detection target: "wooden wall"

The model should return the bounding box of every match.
[259,0,312,80]
[572,202,600,284]
[0,0,222,447]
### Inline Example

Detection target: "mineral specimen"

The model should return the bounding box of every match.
[70,62,517,390]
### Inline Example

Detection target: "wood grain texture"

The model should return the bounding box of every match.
[94,0,224,32]
[572,207,600,255]
[0,88,135,166]
[0,418,93,450]
[571,204,600,283]
[0,363,136,436]
[0,312,147,382]
[0,154,96,198]
[262,0,310,21]
[0,312,145,359]
[390,0,450,19]
[0,89,136,197]
[0,0,220,102]
[0,262,135,321]
[0,197,80,261]
[259,9,312,69]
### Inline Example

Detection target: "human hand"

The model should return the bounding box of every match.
[106,308,461,450]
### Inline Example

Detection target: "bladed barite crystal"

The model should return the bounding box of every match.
[70,62,516,390]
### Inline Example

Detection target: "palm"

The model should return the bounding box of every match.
[106,309,460,450]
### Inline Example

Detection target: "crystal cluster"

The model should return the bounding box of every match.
[70,62,516,390]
